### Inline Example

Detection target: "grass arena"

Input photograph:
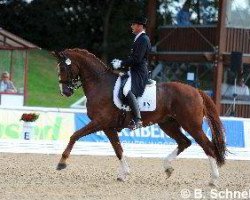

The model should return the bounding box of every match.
[0,107,250,200]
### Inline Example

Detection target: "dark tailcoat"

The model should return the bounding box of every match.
[121,33,151,97]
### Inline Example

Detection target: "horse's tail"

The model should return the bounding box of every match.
[199,90,227,167]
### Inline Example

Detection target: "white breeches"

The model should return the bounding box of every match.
[123,71,131,97]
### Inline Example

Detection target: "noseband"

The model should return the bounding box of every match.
[58,58,82,90]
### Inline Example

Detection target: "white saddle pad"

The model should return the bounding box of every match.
[113,76,156,111]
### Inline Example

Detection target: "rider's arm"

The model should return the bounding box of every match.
[121,37,148,67]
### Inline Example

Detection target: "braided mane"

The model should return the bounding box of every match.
[65,48,108,69]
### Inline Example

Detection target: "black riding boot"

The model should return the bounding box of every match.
[126,91,142,130]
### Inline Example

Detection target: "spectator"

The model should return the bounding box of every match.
[177,0,192,26]
[236,78,249,95]
[222,77,249,98]
[0,71,17,93]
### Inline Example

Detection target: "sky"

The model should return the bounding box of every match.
[231,0,250,10]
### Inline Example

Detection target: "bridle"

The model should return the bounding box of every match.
[57,51,112,90]
[58,55,82,90]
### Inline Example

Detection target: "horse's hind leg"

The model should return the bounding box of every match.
[184,125,219,186]
[104,129,130,181]
[158,119,191,178]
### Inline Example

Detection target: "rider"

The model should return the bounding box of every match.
[112,16,151,130]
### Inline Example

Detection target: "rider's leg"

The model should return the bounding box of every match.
[123,73,142,129]
[126,91,142,129]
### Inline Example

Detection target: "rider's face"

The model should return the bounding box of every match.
[131,23,143,35]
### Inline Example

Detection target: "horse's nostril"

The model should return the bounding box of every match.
[63,87,73,97]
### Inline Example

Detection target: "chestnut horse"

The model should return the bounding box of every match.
[53,48,226,185]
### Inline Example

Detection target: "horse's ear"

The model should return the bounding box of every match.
[51,51,66,62]
[51,51,60,59]
[61,52,67,59]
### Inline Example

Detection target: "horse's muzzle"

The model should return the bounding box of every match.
[62,87,73,97]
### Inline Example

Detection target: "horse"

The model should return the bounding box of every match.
[52,48,226,185]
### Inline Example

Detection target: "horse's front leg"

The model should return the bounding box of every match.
[104,129,130,181]
[57,121,100,170]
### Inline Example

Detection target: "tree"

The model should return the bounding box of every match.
[101,0,115,64]
[0,0,220,63]
[0,0,28,36]
[0,0,147,62]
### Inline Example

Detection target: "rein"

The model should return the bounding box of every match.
[96,67,111,76]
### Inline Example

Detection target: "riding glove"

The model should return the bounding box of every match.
[111,59,122,69]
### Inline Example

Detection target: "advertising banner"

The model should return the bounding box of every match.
[75,113,245,148]
[0,107,249,159]
[0,109,74,141]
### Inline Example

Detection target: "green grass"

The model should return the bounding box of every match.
[26,49,83,108]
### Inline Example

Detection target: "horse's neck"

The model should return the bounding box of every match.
[78,57,116,98]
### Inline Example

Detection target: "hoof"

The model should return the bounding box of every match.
[165,167,174,178]
[209,180,218,187]
[117,172,129,182]
[117,177,125,182]
[56,163,67,170]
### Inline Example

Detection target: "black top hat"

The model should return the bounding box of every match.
[131,16,148,26]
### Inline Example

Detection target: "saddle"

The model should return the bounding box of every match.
[118,74,129,106]
[117,74,156,110]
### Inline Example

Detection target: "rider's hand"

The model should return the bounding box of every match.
[111,59,122,69]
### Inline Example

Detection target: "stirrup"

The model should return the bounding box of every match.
[128,119,143,130]
[146,79,154,85]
